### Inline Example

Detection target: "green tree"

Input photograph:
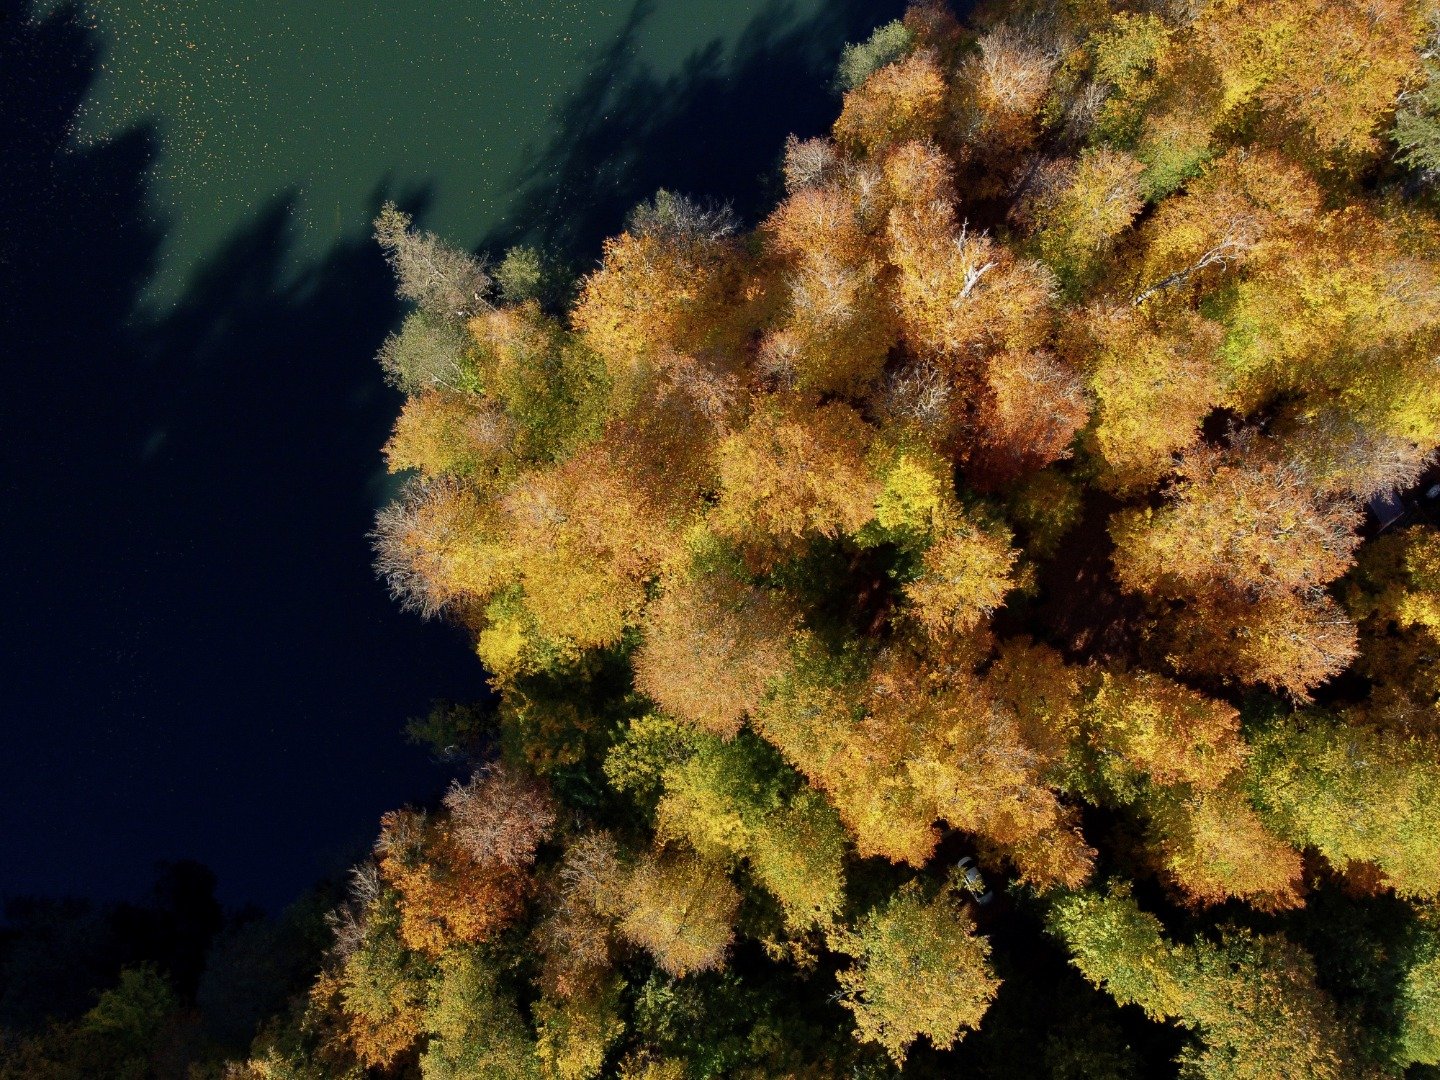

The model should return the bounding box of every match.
[832,881,999,1064]
[1049,887,1358,1079]
[1247,713,1440,897]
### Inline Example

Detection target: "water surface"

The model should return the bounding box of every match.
[51,0,841,298]
[2,0,902,910]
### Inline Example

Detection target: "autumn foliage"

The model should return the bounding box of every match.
[242,1,1440,1077]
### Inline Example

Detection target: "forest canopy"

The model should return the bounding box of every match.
[221,0,1440,1076]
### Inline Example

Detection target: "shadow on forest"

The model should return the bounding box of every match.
[0,0,907,1024]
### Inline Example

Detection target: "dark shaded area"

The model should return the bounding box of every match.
[944,898,1183,1080]
[0,862,223,1031]
[0,0,488,914]
[1020,488,1150,666]
[0,0,910,977]
[0,861,332,1072]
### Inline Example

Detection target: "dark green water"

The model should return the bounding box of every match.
[3,0,901,909]
[52,0,848,298]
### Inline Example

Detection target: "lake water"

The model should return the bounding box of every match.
[1,0,903,910]
[48,0,890,298]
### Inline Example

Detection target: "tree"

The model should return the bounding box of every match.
[1046,887,1187,1020]
[1174,928,1356,1080]
[969,347,1090,484]
[1393,18,1440,175]
[1347,528,1440,737]
[1084,11,1175,150]
[534,833,625,1002]
[1024,149,1145,294]
[572,192,750,389]
[631,572,796,739]
[1166,587,1360,698]
[442,764,556,869]
[384,390,517,483]
[1066,303,1223,494]
[1110,440,1362,602]
[781,135,840,194]
[833,52,948,154]
[743,788,850,930]
[615,850,741,978]
[985,636,1083,766]
[420,949,539,1080]
[1215,206,1440,438]
[752,633,944,867]
[465,301,611,465]
[1141,782,1304,911]
[1276,407,1435,501]
[377,310,473,394]
[1128,148,1320,308]
[1247,713,1440,897]
[836,20,916,92]
[902,512,1018,635]
[1194,0,1424,162]
[1394,916,1440,1066]
[832,882,999,1064]
[499,443,683,663]
[642,726,849,929]
[782,633,1091,885]
[950,24,1057,192]
[374,202,491,320]
[533,979,625,1080]
[1003,468,1084,557]
[1049,887,1358,1079]
[761,183,897,394]
[311,890,429,1069]
[1351,527,1440,635]
[885,141,1056,365]
[1081,668,1247,793]
[711,399,879,564]
[370,476,512,618]
[373,810,529,956]
[494,245,545,304]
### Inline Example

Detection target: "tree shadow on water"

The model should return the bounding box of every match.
[0,0,908,920]
[0,0,487,917]
[0,0,162,407]
[0,0,922,1052]
[488,0,907,268]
